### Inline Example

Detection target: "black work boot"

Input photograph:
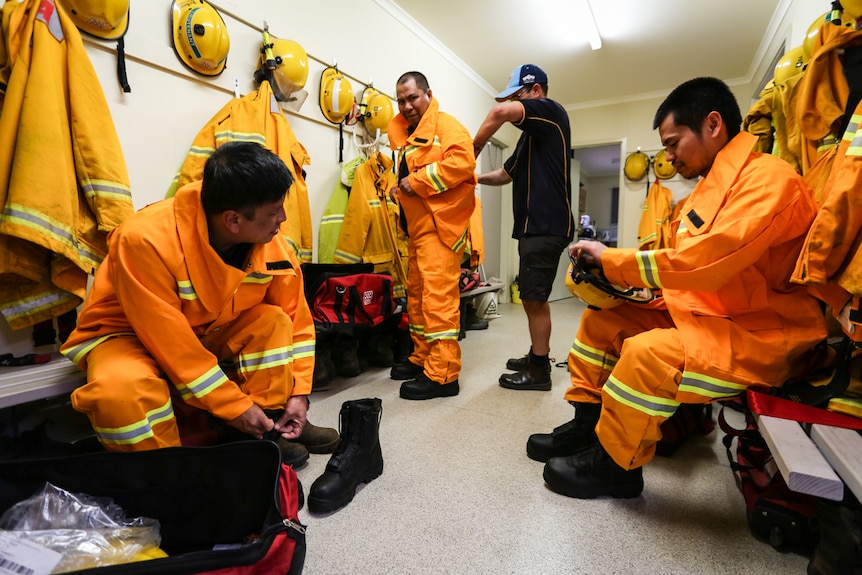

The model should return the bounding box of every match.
[543,442,644,499]
[273,438,310,469]
[295,421,339,454]
[506,353,531,372]
[499,360,552,391]
[390,359,423,380]
[312,339,336,390]
[526,402,600,462]
[400,373,460,400]
[308,398,384,514]
[332,333,362,378]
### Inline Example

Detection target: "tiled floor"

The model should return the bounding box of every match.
[296,298,811,575]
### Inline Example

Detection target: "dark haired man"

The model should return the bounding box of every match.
[531,77,827,499]
[387,71,477,400]
[473,64,575,392]
[61,142,334,466]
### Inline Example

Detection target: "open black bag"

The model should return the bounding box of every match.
[0,441,305,574]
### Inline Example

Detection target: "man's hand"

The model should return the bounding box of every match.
[227,404,275,439]
[569,240,608,267]
[274,395,309,440]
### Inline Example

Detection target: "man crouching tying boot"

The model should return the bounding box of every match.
[60,142,337,467]
[529,77,827,498]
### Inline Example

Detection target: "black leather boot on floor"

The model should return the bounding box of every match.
[308,398,383,514]
[526,402,600,462]
[499,360,552,391]
[543,442,644,499]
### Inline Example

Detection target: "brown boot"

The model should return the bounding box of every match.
[296,421,339,454]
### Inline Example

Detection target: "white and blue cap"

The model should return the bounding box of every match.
[495,64,548,101]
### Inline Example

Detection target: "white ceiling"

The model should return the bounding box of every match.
[389,0,787,176]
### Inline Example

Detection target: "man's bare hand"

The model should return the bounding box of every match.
[227,404,275,439]
[274,395,309,440]
[569,240,608,267]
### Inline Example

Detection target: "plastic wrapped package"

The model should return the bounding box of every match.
[0,482,166,572]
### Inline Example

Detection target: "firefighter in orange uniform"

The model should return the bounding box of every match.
[61,142,335,466]
[528,77,827,499]
[387,71,476,400]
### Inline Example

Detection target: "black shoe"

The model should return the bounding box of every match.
[506,354,531,372]
[499,361,552,391]
[400,373,459,400]
[526,402,601,462]
[390,360,424,380]
[543,443,644,499]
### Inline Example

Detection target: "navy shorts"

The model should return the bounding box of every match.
[517,235,571,302]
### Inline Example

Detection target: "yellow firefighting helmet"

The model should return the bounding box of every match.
[653,149,677,180]
[360,88,395,135]
[565,256,654,310]
[265,38,309,97]
[60,0,129,39]
[623,150,649,181]
[171,0,230,76]
[843,0,862,22]
[773,45,808,86]
[803,12,829,59]
[319,67,354,125]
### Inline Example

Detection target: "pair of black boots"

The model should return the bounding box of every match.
[308,398,383,514]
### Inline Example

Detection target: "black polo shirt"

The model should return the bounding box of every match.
[503,98,574,240]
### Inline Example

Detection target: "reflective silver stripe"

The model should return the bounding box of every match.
[239,346,293,374]
[94,400,175,446]
[635,250,662,289]
[425,329,459,341]
[570,339,618,371]
[333,249,361,263]
[603,375,679,417]
[177,279,197,301]
[242,273,272,284]
[678,371,747,399]
[293,341,316,360]
[177,365,229,400]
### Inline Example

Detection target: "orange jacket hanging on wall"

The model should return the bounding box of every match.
[167,80,313,262]
[0,0,133,329]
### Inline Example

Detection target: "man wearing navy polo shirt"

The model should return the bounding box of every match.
[473,64,575,391]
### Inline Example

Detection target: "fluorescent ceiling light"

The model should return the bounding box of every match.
[584,0,602,50]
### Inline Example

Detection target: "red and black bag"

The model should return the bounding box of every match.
[719,398,819,551]
[308,272,394,331]
[0,441,305,574]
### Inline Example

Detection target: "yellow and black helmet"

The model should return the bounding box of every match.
[171,0,230,76]
[653,150,677,180]
[60,0,129,39]
[319,67,355,125]
[773,45,808,86]
[360,87,394,135]
[623,150,650,181]
[565,255,654,310]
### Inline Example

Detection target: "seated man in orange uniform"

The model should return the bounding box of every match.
[61,142,335,467]
[529,77,827,499]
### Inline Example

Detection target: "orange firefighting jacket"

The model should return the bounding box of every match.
[743,82,775,154]
[602,133,826,392]
[167,81,313,262]
[388,98,476,252]
[0,0,133,329]
[333,152,408,297]
[797,22,862,173]
[60,183,315,422]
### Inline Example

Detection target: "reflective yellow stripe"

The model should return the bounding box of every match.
[93,399,174,446]
[678,371,747,400]
[603,374,679,417]
[570,339,618,371]
[635,250,663,289]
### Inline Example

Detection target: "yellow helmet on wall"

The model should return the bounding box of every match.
[803,12,829,59]
[773,45,808,85]
[653,150,677,179]
[360,88,394,135]
[265,38,309,97]
[319,67,354,125]
[565,256,654,310]
[59,0,129,39]
[843,0,862,22]
[623,150,649,181]
[171,0,230,76]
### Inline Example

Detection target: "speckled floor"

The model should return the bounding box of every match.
[296,298,811,575]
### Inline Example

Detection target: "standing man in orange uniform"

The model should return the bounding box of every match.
[61,142,336,467]
[528,77,827,499]
[387,71,477,400]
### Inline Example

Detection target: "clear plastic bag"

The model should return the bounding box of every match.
[0,482,164,572]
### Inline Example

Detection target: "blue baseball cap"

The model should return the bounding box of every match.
[495,64,548,101]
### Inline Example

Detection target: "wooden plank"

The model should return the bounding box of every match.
[811,424,862,502]
[754,414,844,501]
